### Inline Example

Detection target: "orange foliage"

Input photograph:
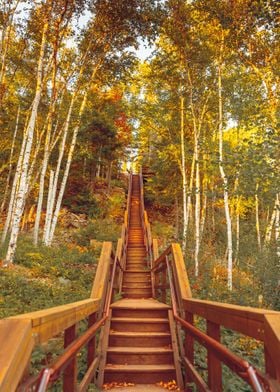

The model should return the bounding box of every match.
[156,380,180,390]
[102,382,135,390]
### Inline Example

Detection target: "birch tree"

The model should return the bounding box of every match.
[4,15,49,266]
[217,34,233,290]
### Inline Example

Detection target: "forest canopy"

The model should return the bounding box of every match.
[0,0,279,306]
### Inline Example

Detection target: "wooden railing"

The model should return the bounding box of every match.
[0,172,133,392]
[139,167,153,268]
[151,243,280,392]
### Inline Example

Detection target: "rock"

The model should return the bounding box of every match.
[58,277,71,286]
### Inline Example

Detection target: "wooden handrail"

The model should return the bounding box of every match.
[139,167,153,267]
[183,298,279,341]
[0,172,134,392]
[152,242,280,391]
[0,240,120,391]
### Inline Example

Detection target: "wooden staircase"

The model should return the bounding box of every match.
[102,175,178,386]
[0,169,279,392]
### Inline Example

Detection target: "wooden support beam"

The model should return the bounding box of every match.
[184,311,194,389]
[207,320,222,391]
[0,320,34,392]
[63,324,77,392]
[87,313,96,369]
[264,314,280,381]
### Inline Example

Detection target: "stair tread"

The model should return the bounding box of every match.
[105,364,175,372]
[107,347,173,353]
[110,331,171,336]
[111,317,168,323]
[111,299,170,308]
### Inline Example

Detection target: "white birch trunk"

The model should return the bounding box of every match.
[47,92,88,245]
[218,57,233,291]
[1,115,28,244]
[194,134,200,276]
[1,105,20,212]
[186,152,195,229]
[235,196,240,264]
[43,94,75,243]
[180,96,188,254]
[275,194,280,258]
[45,170,54,236]
[264,198,277,246]
[255,183,262,251]
[4,21,48,265]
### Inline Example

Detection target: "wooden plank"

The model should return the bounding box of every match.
[0,319,34,392]
[207,320,222,391]
[87,313,96,368]
[153,238,159,261]
[168,310,184,390]
[63,324,77,392]
[172,243,192,299]
[96,310,112,388]
[182,356,211,392]
[184,298,279,341]
[184,311,194,388]
[264,314,280,381]
[78,357,99,392]
[91,242,113,300]
[161,270,167,303]
[10,299,99,344]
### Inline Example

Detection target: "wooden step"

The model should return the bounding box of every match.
[122,287,152,297]
[125,267,148,272]
[123,271,151,282]
[106,347,173,365]
[122,282,151,287]
[111,318,169,332]
[122,282,152,289]
[109,331,172,347]
[104,364,176,384]
[112,308,168,319]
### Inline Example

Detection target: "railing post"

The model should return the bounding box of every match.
[87,313,96,368]
[184,311,194,390]
[63,324,77,392]
[207,320,222,391]
[161,266,167,303]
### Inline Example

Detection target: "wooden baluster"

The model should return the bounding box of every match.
[184,311,194,391]
[154,270,159,299]
[87,313,96,368]
[63,324,77,392]
[207,320,222,391]
[161,269,167,303]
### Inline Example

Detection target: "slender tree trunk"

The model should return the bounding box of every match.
[275,193,280,258]
[1,114,29,244]
[4,21,48,265]
[255,183,262,251]
[107,161,113,193]
[47,92,88,245]
[194,133,200,276]
[43,93,75,244]
[200,182,207,243]
[235,196,240,264]
[1,106,20,212]
[175,195,179,240]
[218,53,233,290]
[180,96,188,255]
[264,197,277,246]
[96,146,102,178]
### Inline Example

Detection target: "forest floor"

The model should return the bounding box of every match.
[0,178,126,319]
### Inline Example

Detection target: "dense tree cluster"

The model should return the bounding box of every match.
[0,0,279,302]
[0,0,162,264]
[132,0,279,296]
